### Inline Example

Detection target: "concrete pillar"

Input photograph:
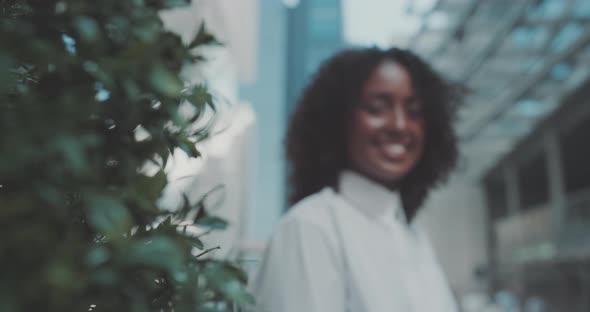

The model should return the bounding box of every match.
[543,127,566,246]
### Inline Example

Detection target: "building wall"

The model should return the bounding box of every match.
[158,1,261,254]
[479,84,590,311]
[240,0,346,241]
[239,0,288,241]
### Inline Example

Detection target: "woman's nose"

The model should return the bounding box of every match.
[387,104,407,130]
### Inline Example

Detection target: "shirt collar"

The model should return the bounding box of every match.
[338,170,407,224]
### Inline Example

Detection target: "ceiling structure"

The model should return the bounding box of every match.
[406,0,590,180]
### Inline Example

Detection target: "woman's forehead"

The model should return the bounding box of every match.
[362,60,415,96]
[374,60,410,83]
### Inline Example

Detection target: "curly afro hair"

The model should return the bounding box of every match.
[286,47,461,220]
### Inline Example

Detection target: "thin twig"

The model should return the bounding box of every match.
[195,246,221,258]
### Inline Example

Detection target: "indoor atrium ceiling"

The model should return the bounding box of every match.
[406,0,590,180]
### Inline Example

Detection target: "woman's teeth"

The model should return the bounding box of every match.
[383,143,407,156]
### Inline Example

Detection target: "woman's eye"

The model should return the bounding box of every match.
[361,98,388,114]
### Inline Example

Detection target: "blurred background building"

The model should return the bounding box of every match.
[159,0,590,310]
[398,1,590,311]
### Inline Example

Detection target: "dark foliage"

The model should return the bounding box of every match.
[0,0,252,311]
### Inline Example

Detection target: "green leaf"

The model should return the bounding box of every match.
[222,262,249,284]
[190,236,205,250]
[149,215,179,236]
[188,23,221,49]
[54,135,89,175]
[219,280,255,304]
[133,17,162,42]
[149,64,183,97]
[135,170,167,203]
[126,237,184,273]
[192,127,211,142]
[91,268,118,286]
[74,16,100,42]
[162,0,191,9]
[176,135,200,158]
[47,261,75,288]
[204,262,254,305]
[0,0,250,309]
[122,79,141,99]
[0,291,16,312]
[178,193,192,219]
[0,52,15,90]
[85,194,132,236]
[195,216,228,230]
[186,84,214,111]
[84,60,114,87]
[85,246,110,267]
[153,142,170,169]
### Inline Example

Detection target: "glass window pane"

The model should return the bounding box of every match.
[518,153,550,210]
[561,114,590,194]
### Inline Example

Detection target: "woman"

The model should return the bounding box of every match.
[252,47,461,312]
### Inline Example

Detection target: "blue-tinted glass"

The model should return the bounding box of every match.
[527,0,566,19]
[522,57,544,74]
[515,99,544,118]
[510,99,556,118]
[583,42,590,58]
[511,26,548,49]
[550,23,584,52]
[551,63,573,81]
[283,0,300,9]
[573,0,590,18]
[305,46,337,76]
[308,6,341,40]
[512,27,531,47]
[492,115,534,137]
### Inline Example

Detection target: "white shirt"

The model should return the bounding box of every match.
[252,170,458,312]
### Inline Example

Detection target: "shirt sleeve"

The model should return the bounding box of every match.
[251,217,346,312]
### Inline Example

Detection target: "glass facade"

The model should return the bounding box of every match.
[286,0,346,114]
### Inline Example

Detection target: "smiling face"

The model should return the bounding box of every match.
[348,60,425,186]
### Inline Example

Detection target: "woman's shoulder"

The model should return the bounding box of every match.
[277,187,340,233]
[265,187,343,254]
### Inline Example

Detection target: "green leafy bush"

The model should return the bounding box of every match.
[0,0,252,311]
